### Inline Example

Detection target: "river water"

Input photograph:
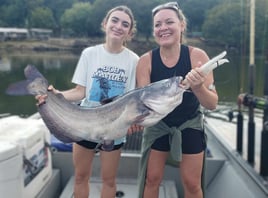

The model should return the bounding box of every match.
[0,47,266,117]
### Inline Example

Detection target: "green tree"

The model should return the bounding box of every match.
[0,0,26,27]
[202,2,245,48]
[29,7,55,29]
[127,0,165,39]
[23,0,45,27]
[181,0,222,32]
[44,0,74,34]
[255,0,268,54]
[60,2,92,37]
[202,0,268,53]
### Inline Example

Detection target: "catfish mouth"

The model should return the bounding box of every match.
[142,101,162,115]
[143,102,155,112]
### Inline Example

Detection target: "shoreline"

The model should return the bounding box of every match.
[0,37,158,55]
[0,37,209,56]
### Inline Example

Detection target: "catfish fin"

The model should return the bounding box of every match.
[133,111,150,124]
[5,80,33,96]
[101,140,115,151]
[24,65,47,82]
[6,65,49,96]
[100,95,119,105]
[132,105,151,124]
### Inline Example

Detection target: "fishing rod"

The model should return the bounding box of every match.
[247,0,256,166]
[236,0,247,155]
[260,2,268,175]
[237,0,268,176]
[260,54,268,177]
[238,91,268,176]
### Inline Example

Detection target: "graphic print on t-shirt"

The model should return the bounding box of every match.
[90,65,128,102]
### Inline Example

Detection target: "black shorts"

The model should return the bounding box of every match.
[76,140,124,151]
[151,128,206,154]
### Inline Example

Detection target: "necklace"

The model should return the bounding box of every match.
[162,55,168,61]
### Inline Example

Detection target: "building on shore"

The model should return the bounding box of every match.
[0,27,52,41]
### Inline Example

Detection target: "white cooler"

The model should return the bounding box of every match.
[0,141,23,197]
[0,115,52,198]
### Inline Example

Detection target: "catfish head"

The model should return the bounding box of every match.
[138,76,185,126]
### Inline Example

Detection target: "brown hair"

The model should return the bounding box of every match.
[101,5,137,41]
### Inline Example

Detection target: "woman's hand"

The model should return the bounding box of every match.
[35,85,59,106]
[127,124,144,134]
[184,67,205,90]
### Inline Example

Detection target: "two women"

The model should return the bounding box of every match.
[37,2,218,198]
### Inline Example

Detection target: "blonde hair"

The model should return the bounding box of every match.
[176,9,187,43]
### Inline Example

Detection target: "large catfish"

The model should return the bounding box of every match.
[6,51,228,150]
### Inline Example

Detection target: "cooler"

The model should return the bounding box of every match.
[51,134,73,152]
[0,115,52,198]
[0,141,23,197]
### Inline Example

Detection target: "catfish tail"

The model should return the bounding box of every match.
[25,65,46,80]
[6,65,49,96]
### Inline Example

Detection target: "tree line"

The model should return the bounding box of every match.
[0,0,267,53]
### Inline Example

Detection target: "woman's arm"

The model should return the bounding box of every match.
[35,84,86,105]
[59,85,86,102]
[136,52,152,88]
[187,47,218,110]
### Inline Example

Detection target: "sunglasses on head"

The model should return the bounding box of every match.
[152,2,179,16]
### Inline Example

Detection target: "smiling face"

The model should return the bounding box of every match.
[103,10,132,44]
[153,9,185,47]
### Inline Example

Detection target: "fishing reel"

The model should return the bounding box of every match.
[238,93,268,110]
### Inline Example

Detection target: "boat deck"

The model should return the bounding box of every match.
[204,107,264,173]
[60,177,177,198]
[1,112,268,198]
